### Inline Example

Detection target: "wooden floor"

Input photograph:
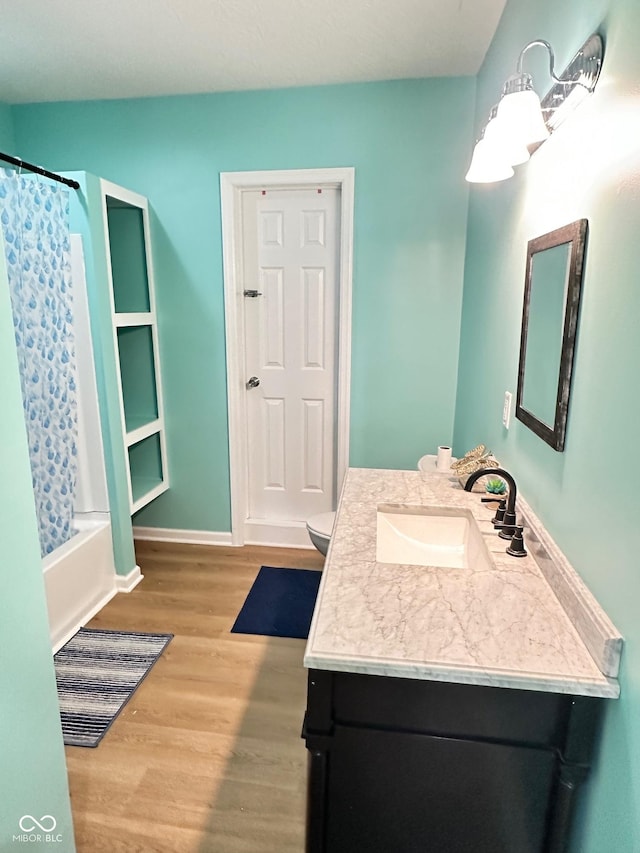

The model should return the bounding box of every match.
[65,541,324,853]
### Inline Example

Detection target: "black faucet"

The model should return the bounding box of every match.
[464,467,518,540]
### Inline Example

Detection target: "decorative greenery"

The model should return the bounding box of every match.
[485,477,507,495]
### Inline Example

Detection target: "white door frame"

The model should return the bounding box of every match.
[220,168,354,547]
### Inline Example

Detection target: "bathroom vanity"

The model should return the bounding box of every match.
[302,468,621,853]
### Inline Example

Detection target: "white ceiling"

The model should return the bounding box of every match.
[0,0,507,105]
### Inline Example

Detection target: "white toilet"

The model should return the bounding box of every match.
[306,511,336,556]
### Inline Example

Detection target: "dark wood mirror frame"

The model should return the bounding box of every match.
[515,219,588,452]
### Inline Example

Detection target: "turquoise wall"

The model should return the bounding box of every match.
[11,78,475,531]
[0,101,15,149]
[0,240,75,847]
[455,0,640,849]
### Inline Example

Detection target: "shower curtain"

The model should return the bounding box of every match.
[0,168,78,557]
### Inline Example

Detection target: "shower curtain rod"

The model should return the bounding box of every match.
[0,151,80,189]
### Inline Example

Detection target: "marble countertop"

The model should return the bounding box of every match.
[304,467,621,698]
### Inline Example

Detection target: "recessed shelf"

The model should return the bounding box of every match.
[116,325,159,433]
[131,481,169,515]
[106,200,151,314]
[128,431,166,512]
[126,417,162,447]
[115,312,153,328]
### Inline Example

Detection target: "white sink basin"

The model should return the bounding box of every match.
[376,504,493,570]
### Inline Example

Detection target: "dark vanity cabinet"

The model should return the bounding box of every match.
[303,669,603,853]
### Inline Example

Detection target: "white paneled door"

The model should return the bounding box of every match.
[242,187,340,532]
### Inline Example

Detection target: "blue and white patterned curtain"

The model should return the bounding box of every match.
[0,168,78,557]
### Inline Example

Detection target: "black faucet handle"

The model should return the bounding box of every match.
[480,496,507,526]
[494,524,527,558]
[485,497,507,526]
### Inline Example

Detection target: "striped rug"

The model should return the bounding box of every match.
[54,627,173,748]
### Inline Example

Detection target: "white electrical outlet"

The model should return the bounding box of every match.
[502,391,513,428]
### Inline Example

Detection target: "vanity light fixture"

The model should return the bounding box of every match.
[484,105,531,166]
[464,119,515,184]
[466,33,603,184]
[464,103,531,183]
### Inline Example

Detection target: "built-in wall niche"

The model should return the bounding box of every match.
[101,180,168,515]
[106,200,151,314]
[116,325,159,432]
[128,432,165,512]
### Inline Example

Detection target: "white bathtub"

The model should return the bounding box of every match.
[43,517,118,653]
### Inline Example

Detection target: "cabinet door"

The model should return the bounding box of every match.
[324,725,555,853]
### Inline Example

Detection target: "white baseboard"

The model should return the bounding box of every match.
[132,524,315,549]
[244,519,314,549]
[116,564,144,592]
[132,526,235,546]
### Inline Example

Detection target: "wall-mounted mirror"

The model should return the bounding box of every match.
[516,219,588,451]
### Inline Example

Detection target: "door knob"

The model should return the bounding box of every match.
[246,376,260,389]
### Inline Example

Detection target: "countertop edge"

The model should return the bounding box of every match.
[303,652,620,699]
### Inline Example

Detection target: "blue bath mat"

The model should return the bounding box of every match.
[54,627,173,747]
[231,567,322,640]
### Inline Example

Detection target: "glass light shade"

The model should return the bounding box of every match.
[483,114,530,167]
[497,89,550,147]
[465,138,515,184]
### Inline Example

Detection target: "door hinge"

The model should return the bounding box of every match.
[243,289,262,298]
